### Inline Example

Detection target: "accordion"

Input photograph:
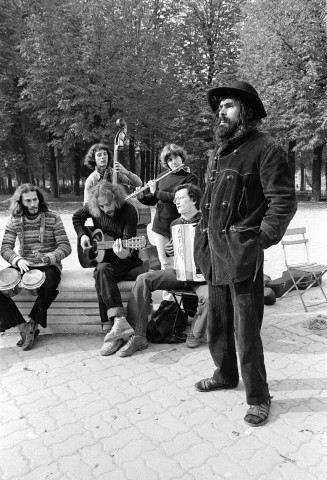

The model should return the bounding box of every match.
[171,223,205,282]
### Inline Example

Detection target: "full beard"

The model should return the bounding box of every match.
[213,117,239,143]
[22,205,39,217]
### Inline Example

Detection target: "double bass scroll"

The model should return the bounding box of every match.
[112,118,127,185]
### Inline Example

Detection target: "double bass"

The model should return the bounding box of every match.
[112,118,127,185]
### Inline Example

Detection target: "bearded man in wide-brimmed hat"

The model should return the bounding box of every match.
[194,80,297,426]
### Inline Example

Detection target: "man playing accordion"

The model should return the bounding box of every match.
[114,183,208,357]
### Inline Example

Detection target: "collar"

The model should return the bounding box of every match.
[181,211,202,224]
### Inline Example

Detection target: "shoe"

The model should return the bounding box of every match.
[21,323,37,351]
[186,333,201,348]
[195,377,238,392]
[100,337,124,356]
[244,399,271,427]
[103,316,133,341]
[116,334,148,357]
[17,328,40,347]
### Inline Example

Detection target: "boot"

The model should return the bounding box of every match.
[21,322,38,351]
[17,324,39,347]
[103,316,133,341]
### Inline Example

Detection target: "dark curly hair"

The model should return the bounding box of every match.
[173,183,202,210]
[159,144,187,169]
[9,184,49,216]
[84,143,112,169]
[88,181,126,218]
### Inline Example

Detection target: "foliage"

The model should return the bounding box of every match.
[0,0,326,194]
[238,0,327,152]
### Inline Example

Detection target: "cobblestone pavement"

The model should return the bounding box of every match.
[1,203,327,479]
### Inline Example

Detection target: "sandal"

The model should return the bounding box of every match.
[195,377,238,392]
[244,399,271,427]
[17,328,40,347]
[21,323,38,351]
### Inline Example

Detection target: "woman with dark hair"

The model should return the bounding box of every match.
[83,143,142,204]
[137,144,198,270]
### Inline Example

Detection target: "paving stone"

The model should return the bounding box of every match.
[0,446,29,479]
[124,457,160,480]
[59,454,97,479]
[1,205,327,480]
[141,448,186,480]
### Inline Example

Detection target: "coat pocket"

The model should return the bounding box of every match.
[227,225,260,279]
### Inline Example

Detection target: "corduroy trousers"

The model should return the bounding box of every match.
[207,262,270,405]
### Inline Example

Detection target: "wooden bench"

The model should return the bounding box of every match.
[8,201,161,333]
[13,249,161,333]
[14,270,132,331]
[14,245,160,334]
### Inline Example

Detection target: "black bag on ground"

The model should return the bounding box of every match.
[266,269,321,298]
[282,269,321,289]
[146,300,188,343]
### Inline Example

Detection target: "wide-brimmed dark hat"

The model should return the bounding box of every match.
[207,80,267,119]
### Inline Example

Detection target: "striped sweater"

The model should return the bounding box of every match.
[1,210,72,271]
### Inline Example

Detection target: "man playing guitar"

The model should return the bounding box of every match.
[72,181,143,355]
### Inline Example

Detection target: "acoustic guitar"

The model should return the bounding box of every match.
[77,228,146,268]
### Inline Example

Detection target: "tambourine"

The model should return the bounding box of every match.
[21,269,45,296]
[0,268,22,297]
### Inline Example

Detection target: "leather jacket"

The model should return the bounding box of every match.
[194,130,297,285]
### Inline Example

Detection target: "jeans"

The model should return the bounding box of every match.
[127,268,208,337]
[0,266,60,330]
[207,262,269,405]
[94,257,142,324]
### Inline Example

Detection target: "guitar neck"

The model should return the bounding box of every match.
[95,239,130,250]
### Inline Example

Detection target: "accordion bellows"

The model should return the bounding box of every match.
[172,224,205,282]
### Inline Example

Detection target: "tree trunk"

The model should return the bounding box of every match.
[48,145,59,198]
[129,138,136,174]
[145,148,151,182]
[325,161,327,194]
[312,145,322,201]
[287,140,296,183]
[150,143,155,179]
[154,150,159,178]
[72,147,81,196]
[140,149,146,182]
[8,174,13,190]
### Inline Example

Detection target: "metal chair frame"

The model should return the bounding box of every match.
[281,227,327,311]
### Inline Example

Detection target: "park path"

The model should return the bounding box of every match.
[0,202,326,480]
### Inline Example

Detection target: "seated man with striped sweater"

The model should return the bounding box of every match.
[0,184,72,350]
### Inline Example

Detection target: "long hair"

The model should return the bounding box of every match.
[88,181,126,217]
[9,184,49,216]
[159,144,187,169]
[174,183,202,210]
[84,143,112,169]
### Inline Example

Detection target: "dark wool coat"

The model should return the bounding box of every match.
[194,130,297,285]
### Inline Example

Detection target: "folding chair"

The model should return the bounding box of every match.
[281,227,327,311]
[168,290,199,317]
